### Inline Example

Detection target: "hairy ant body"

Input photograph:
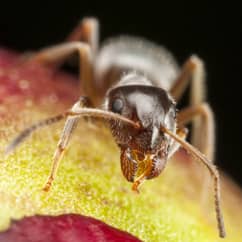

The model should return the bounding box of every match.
[6,17,225,237]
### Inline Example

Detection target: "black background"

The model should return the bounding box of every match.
[0,1,241,185]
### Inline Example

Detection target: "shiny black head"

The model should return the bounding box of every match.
[104,73,177,182]
[105,74,177,151]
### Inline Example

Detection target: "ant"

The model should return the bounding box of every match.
[5,17,225,237]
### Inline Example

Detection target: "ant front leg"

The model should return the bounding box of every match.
[43,97,91,192]
[170,56,210,156]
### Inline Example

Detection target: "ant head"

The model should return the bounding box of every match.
[104,73,177,181]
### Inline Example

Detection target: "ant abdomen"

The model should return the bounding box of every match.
[94,36,180,102]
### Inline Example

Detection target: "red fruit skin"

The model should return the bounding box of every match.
[0,49,79,105]
[0,214,142,242]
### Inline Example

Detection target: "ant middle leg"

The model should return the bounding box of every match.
[170,56,211,158]
[178,102,215,161]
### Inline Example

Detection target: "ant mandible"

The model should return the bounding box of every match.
[5,17,225,238]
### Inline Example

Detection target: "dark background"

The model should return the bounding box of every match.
[0,2,241,185]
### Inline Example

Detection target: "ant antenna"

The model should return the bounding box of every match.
[5,108,139,155]
[160,125,226,238]
[5,113,67,155]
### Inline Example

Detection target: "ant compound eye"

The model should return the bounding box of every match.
[111,98,124,113]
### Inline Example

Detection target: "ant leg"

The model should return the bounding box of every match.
[43,97,90,192]
[170,55,205,103]
[66,17,99,56]
[178,103,215,160]
[30,42,96,99]
[30,18,99,96]
[170,56,208,155]
[24,18,100,102]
